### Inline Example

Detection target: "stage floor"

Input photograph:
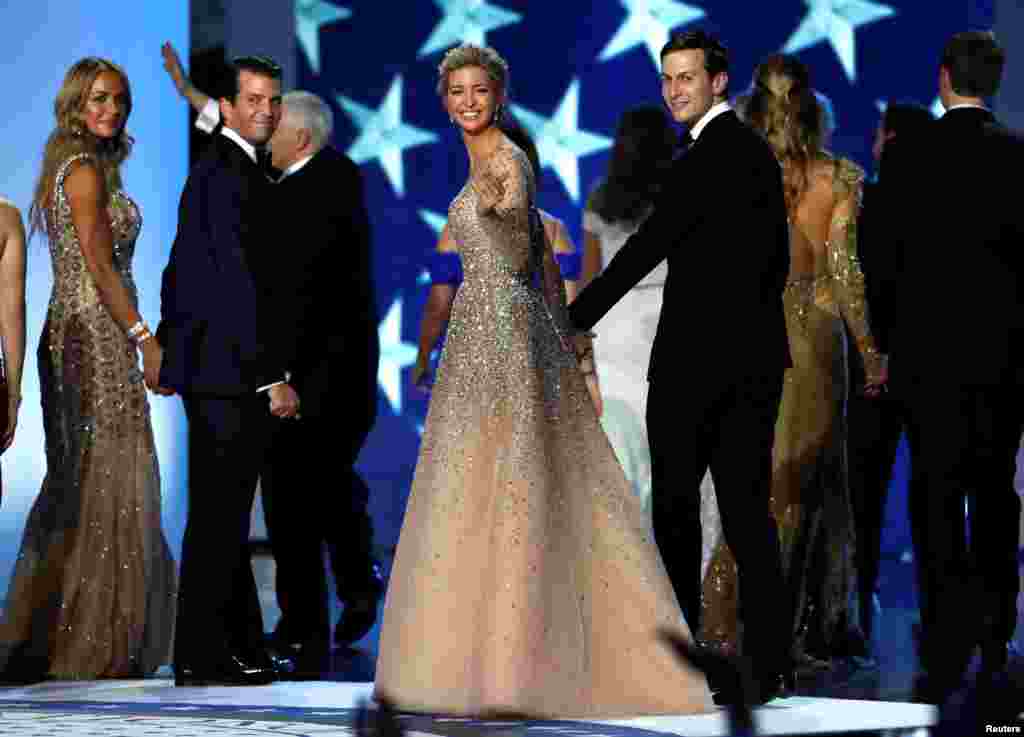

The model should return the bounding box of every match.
[0,678,938,736]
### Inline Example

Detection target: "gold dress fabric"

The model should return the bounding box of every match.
[374,141,711,717]
[0,154,176,679]
[700,157,881,664]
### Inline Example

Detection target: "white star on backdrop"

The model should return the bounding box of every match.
[337,76,440,197]
[783,0,896,82]
[600,0,705,68]
[511,80,613,202]
[418,0,523,57]
[377,298,418,413]
[295,0,351,74]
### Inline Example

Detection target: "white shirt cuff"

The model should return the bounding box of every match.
[195,98,220,134]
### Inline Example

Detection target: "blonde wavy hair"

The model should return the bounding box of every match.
[745,54,823,213]
[436,43,510,106]
[29,57,134,237]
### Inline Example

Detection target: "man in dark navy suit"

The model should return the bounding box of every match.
[156,55,298,686]
[258,91,382,677]
[882,32,1024,707]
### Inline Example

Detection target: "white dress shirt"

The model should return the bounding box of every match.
[689,101,732,142]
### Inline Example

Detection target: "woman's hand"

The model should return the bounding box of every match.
[584,371,603,418]
[2,391,21,452]
[863,353,889,399]
[141,339,174,396]
[472,170,504,213]
[411,353,433,392]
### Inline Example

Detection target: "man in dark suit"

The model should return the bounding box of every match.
[568,30,792,705]
[847,102,933,663]
[259,91,382,677]
[881,32,1024,706]
[156,55,299,686]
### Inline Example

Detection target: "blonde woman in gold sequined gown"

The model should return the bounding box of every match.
[0,58,175,682]
[374,44,711,718]
[700,56,885,667]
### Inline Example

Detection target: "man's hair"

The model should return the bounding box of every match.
[940,31,1005,98]
[882,102,934,139]
[660,30,729,87]
[283,91,334,149]
[221,55,282,101]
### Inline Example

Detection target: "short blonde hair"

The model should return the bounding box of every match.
[436,43,509,97]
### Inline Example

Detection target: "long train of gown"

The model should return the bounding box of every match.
[0,154,176,679]
[374,142,711,717]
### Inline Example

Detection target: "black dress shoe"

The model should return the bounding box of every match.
[269,643,328,681]
[174,653,276,686]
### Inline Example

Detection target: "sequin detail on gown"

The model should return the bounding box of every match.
[700,156,877,665]
[0,154,176,679]
[374,141,712,717]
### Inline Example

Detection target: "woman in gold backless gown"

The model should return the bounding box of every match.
[0,58,175,681]
[374,43,711,718]
[700,55,886,668]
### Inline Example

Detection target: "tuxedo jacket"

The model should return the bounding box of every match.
[265,146,379,421]
[569,110,790,384]
[882,107,1024,386]
[157,133,286,395]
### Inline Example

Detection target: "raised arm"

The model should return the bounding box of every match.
[162,42,212,115]
[828,159,885,389]
[65,159,166,392]
[0,201,26,450]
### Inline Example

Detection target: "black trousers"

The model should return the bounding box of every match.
[647,370,791,677]
[174,393,274,666]
[846,389,904,643]
[899,380,1022,680]
[260,410,378,647]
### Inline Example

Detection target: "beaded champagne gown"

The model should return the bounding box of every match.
[700,156,882,664]
[374,141,711,717]
[0,154,176,679]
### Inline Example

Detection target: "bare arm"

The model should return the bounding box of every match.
[579,228,603,293]
[65,161,166,391]
[412,224,458,388]
[0,202,26,450]
[162,42,211,114]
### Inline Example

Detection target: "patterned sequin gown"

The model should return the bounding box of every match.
[700,156,882,665]
[374,141,712,717]
[0,154,176,679]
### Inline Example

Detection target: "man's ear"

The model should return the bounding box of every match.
[297,127,313,152]
[712,71,729,99]
[219,97,233,126]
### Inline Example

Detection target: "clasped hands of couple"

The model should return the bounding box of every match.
[139,340,302,419]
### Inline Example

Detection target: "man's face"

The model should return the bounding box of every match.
[268,108,302,170]
[661,49,726,126]
[221,69,282,146]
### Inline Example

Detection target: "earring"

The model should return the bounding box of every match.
[493,104,503,123]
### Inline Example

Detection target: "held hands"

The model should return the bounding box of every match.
[269,383,301,419]
[141,339,174,396]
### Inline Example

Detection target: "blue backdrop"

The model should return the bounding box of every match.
[295,0,994,554]
[0,4,189,601]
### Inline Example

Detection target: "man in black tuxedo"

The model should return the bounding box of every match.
[568,30,792,705]
[259,91,382,676]
[881,32,1024,704]
[156,55,299,686]
[847,102,933,661]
